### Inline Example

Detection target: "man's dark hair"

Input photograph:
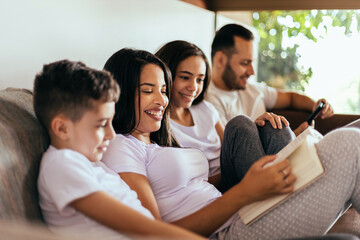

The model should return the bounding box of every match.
[211,24,254,61]
[33,59,120,131]
[155,40,211,105]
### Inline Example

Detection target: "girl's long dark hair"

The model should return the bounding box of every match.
[104,48,179,147]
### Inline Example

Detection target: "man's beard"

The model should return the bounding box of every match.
[221,63,245,90]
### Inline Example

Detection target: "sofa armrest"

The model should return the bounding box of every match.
[273,109,360,135]
[0,88,49,222]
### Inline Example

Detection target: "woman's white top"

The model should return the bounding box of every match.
[102,134,237,233]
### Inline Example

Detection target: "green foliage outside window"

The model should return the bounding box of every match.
[252,10,360,92]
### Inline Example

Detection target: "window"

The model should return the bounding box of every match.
[253,10,360,114]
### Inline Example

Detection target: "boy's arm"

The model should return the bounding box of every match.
[70,191,205,239]
[119,172,162,219]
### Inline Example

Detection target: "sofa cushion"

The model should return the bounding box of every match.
[0,88,49,223]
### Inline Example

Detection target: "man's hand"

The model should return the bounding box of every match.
[293,121,310,136]
[255,112,289,129]
[315,98,334,119]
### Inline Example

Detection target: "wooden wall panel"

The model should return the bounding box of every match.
[209,0,360,11]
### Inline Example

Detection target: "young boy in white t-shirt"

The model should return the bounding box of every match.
[34,60,204,239]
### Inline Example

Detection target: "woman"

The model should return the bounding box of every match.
[155,40,295,191]
[102,48,360,239]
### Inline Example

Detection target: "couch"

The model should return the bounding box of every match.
[0,88,359,238]
[273,109,360,135]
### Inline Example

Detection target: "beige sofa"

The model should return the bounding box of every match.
[0,88,359,238]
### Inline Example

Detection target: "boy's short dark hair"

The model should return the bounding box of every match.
[211,23,254,61]
[33,59,120,131]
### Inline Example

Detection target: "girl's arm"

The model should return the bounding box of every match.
[119,172,162,219]
[208,173,221,189]
[70,191,205,239]
[120,156,296,237]
[208,121,224,189]
[215,121,224,143]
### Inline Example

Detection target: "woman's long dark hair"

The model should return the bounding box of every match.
[155,40,211,105]
[104,48,179,147]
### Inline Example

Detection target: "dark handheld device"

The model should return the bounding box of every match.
[306,101,325,124]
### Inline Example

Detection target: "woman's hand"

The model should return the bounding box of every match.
[238,155,296,203]
[255,112,289,129]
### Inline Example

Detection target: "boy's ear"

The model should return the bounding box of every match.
[51,115,70,140]
[213,51,228,69]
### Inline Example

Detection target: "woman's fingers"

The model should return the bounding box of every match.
[280,173,297,193]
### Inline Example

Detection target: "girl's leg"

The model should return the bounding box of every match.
[257,121,295,154]
[220,115,294,192]
[220,115,265,192]
[219,128,360,240]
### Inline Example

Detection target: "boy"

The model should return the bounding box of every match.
[34,60,204,239]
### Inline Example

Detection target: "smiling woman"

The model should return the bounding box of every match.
[103,48,178,148]
[133,64,169,144]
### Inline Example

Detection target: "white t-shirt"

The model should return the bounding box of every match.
[206,81,278,126]
[38,146,154,239]
[170,100,221,177]
[102,134,238,233]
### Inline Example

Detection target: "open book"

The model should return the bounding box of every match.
[238,127,325,225]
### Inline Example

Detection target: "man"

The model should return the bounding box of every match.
[206,24,334,135]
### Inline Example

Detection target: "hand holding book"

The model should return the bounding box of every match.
[238,127,325,225]
[238,155,296,204]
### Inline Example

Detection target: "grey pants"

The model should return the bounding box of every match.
[220,115,296,192]
[217,116,360,239]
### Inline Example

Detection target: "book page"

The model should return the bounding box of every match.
[264,127,315,167]
[238,128,324,225]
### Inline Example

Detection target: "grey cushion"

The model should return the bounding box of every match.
[0,88,49,223]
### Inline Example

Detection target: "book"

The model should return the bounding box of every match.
[238,127,325,225]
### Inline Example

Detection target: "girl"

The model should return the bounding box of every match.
[155,40,295,191]
[102,48,360,239]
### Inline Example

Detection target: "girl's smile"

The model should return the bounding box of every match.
[171,56,206,109]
